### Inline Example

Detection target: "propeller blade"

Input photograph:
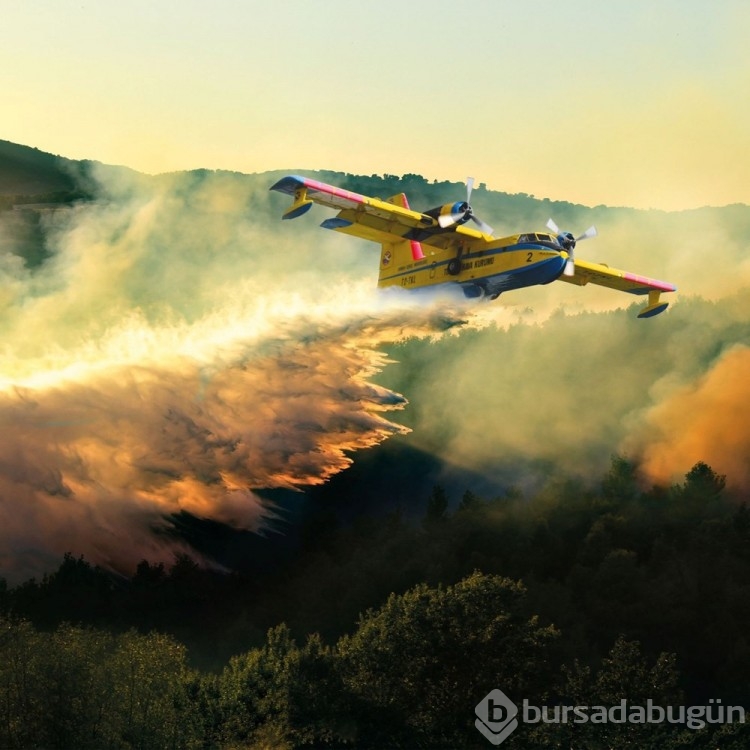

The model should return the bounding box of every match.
[470,215,494,236]
[577,225,597,241]
[545,221,595,276]
[466,176,475,204]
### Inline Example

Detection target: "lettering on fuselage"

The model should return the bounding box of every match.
[473,257,495,268]
[397,259,429,273]
[463,256,496,271]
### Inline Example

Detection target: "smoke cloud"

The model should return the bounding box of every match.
[1,166,749,580]
[373,200,750,495]
[627,344,750,489]
[0,167,463,581]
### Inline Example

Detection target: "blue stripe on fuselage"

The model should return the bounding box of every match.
[380,243,565,289]
[484,253,566,291]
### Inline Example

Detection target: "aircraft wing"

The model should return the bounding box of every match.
[558,258,677,318]
[269,175,487,251]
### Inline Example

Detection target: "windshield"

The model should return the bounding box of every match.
[518,233,560,248]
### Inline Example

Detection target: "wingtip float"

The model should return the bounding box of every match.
[270,175,677,318]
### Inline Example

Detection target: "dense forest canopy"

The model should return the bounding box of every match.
[2,458,750,748]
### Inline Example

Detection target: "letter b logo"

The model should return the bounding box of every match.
[475,689,519,745]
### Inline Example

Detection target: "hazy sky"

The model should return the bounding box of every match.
[3,1,748,208]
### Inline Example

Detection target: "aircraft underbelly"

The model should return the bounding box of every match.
[481,255,566,294]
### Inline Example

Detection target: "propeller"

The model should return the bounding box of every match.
[437,177,494,235]
[546,218,597,276]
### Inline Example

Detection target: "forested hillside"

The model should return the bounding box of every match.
[0,139,86,207]
[1,459,749,748]
[2,141,750,748]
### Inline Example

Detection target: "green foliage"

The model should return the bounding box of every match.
[458,489,484,513]
[11,553,116,629]
[424,484,449,527]
[542,638,684,749]
[0,618,43,748]
[109,630,196,749]
[6,458,748,718]
[2,493,749,750]
[601,455,640,502]
[681,461,726,500]
[0,618,199,749]
[338,572,557,747]
[215,625,350,748]
[0,139,77,197]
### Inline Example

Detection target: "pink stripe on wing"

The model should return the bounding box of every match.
[303,178,366,205]
[623,272,677,292]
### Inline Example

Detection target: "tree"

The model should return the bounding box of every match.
[0,618,44,748]
[458,489,484,513]
[216,624,349,748]
[423,484,448,527]
[561,637,682,749]
[602,455,640,502]
[337,572,558,747]
[35,625,116,750]
[7,553,115,630]
[682,461,726,501]
[107,630,198,749]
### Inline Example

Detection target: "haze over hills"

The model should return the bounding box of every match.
[0,139,78,194]
[1,137,750,580]
[0,138,154,206]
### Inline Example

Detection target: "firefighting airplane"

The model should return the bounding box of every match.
[270,175,676,318]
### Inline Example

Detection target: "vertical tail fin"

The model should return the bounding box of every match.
[384,193,424,262]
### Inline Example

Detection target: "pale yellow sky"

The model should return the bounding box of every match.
[2,0,748,210]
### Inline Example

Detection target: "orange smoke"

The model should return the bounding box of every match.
[633,345,750,488]
[0,165,476,582]
[0,299,464,582]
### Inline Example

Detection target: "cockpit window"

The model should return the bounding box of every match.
[518,232,560,250]
[518,232,560,247]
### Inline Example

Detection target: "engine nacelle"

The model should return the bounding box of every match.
[556,231,576,251]
[423,202,471,228]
